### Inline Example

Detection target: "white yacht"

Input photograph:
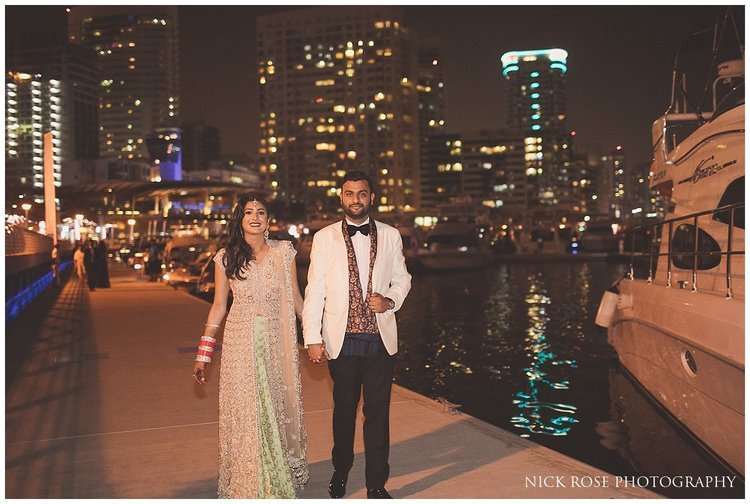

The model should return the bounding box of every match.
[596,13,744,475]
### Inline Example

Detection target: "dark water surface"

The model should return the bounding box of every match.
[386,261,743,499]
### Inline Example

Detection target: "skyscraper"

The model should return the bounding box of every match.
[568,143,605,217]
[602,146,627,220]
[67,6,179,161]
[256,6,420,213]
[6,44,99,162]
[460,129,525,211]
[6,71,63,204]
[417,39,458,209]
[181,120,221,173]
[501,48,573,214]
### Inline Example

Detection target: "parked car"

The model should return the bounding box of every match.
[194,250,232,309]
[163,250,213,289]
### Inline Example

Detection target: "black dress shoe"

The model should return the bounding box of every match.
[367,488,393,499]
[328,471,348,499]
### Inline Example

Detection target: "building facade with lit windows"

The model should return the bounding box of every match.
[5,72,63,205]
[567,143,606,218]
[67,6,179,162]
[419,134,463,209]
[628,161,661,221]
[416,39,455,209]
[256,6,420,213]
[501,48,573,214]
[602,146,628,220]
[460,129,526,213]
[6,44,100,162]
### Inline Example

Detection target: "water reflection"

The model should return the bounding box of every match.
[511,273,578,437]
[389,261,742,498]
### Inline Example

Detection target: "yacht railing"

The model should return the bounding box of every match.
[627,202,744,298]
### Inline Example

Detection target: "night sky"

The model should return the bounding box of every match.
[6,4,744,166]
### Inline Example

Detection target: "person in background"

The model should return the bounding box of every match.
[95,241,111,288]
[83,240,98,291]
[148,242,163,282]
[51,243,61,287]
[73,243,86,280]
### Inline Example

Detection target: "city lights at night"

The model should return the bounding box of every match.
[5,3,745,500]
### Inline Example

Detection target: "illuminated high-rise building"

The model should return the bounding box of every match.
[460,129,525,211]
[568,143,605,217]
[256,6,419,212]
[5,72,63,204]
[6,44,99,162]
[501,48,573,212]
[68,6,179,161]
[602,146,628,220]
[417,39,458,209]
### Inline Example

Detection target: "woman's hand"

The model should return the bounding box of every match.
[193,361,207,384]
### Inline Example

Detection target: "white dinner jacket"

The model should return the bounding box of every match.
[302,219,412,359]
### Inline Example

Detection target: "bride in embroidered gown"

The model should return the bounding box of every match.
[193,196,309,498]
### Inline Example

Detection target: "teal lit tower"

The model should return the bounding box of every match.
[501,48,573,214]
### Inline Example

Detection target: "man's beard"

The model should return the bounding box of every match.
[343,202,370,220]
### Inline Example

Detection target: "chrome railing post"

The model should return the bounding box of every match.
[628,229,635,280]
[667,221,673,288]
[647,228,654,283]
[691,215,699,292]
[726,208,734,299]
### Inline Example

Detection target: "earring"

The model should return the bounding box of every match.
[264,229,269,240]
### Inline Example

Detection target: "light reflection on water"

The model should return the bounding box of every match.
[511,273,578,437]
[391,261,743,499]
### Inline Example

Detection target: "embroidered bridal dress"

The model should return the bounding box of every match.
[214,240,308,498]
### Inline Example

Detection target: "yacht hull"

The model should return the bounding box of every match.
[609,279,744,475]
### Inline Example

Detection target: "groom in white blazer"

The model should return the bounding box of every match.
[303,171,411,499]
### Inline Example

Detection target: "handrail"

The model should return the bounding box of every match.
[626,202,744,298]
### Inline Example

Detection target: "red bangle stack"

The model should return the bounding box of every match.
[196,335,216,363]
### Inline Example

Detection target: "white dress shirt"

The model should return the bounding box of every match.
[346,217,371,301]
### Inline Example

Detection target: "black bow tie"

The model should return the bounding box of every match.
[347,223,370,237]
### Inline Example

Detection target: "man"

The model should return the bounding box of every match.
[303,170,411,499]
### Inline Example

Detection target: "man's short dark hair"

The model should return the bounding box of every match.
[340,170,375,195]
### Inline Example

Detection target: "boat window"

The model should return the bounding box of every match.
[665,121,703,152]
[671,224,722,270]
[712,176,744,229]
[712,81,744,120]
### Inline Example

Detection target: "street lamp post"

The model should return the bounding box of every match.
[21,203,31,221]
[127,218,136,243]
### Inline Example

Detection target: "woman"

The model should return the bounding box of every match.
[193,196,309,498]
[83,240,98,291]
[94,241,111,288]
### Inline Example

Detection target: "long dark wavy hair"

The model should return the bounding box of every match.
[222,195,269,280]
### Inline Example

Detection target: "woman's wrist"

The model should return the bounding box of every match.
[196,335,216,362]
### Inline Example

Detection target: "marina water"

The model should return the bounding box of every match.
[382,260,742,499]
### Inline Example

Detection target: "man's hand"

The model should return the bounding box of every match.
[307,343,331,364]
[367,292,394,313]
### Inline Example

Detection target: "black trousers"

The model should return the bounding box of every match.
[327,349,394,489]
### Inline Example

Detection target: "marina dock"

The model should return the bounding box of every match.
[5,266,658,499]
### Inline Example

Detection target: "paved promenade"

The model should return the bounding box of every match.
[5,265,658,499]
